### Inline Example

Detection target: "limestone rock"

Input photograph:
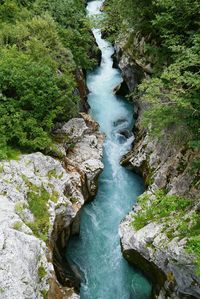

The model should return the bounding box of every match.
[120,212,200,299]
[68,293,80,299]
[0,116,104,299]
[115,39,200,299]
[54,118,89,143]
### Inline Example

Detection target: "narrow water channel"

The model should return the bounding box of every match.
[66,1,152,298]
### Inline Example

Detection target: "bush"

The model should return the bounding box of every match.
[105,0,200,168]
[0,45,77,158]
[0,0,96,159]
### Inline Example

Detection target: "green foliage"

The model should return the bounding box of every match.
[187,237,200,275]
[105,0,200,169]
[12,221,23,231]
[0,0,21,22]
[0,144,20,161]
[140,42,200,144]
[15,201,27,214]
[38,265,46,280]
[132,190,191,230]
[0,47,77,154]
[0,0,96,160]
[33,0,97,69]
[41,289,48,299]
[132,189,200,273]
[27,186,50,241]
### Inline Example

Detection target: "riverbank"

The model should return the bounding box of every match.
[0,114,104,299]
[113,39,200,299]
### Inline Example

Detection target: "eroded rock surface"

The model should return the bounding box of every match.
[116,41,200,299]
[0,115,104,299]
[120,211,200,299]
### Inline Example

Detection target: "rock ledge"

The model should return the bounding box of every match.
[0,114,104,299]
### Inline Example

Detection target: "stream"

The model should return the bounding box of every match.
[66,1,152,298]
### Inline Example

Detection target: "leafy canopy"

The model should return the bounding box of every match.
[0,0,96,159]
[105,0,200,157]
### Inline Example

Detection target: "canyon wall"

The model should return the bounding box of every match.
[0,114,104,299]
[115,41,200,299]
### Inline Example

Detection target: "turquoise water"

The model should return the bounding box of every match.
[66,1,152,298]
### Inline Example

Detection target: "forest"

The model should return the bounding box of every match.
[0,0,97,159]
[1,0,199,166]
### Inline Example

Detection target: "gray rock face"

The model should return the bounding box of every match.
[69,294,80,299]
[114,42,149,117]
[116,41,200,299]
[115,45,143,92]
[120,210,200,299]
[121,131,200,199]
[0,115,104,299]
[55,118,89,143]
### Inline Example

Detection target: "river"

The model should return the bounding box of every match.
[66,1,152,298]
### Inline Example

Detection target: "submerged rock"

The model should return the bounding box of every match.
[0,115,104,299]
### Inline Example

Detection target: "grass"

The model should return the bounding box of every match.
[51,190,59,203]
[20,175,61,241]
[0,146,20,161]
[38,265,48,298]
[187,237,200,275]
[38,265,46,280]
[41,289,48,299]
[132,189,200,274]
[132,190,191,230]
[27,186,50,242]
[70,196,79,204]
[47,169,57,179]
[0,165,4,173]
[12,221,23,231]
[15,202,26,214]
[0,288,4,294]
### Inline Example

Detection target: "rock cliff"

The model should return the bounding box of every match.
[0,114,104,299]
[115,41,200,299]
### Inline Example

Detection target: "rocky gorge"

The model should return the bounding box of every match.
[0,0,199,298]
[113,40,200,299]
[0,113,104,299]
